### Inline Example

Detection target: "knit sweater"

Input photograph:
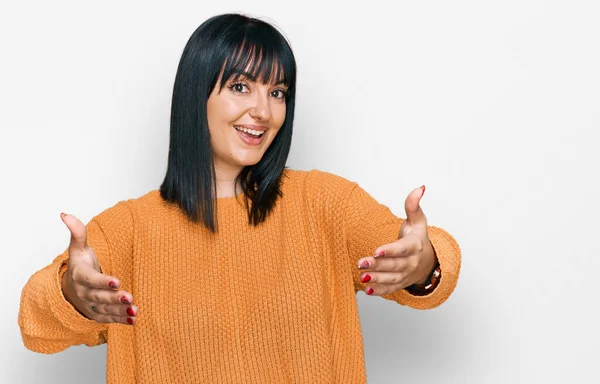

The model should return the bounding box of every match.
[19,169,461,383]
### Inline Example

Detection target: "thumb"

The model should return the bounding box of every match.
[404,185,427,226]
[60,213,88,253]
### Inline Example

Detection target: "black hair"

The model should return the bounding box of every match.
[159,13,297,232]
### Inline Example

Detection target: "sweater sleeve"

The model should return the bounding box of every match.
[343,181,462,310]
[18,200,134,353]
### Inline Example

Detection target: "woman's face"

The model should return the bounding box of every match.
[206,68,288,171]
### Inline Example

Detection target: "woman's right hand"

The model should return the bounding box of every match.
[60,213,138,325]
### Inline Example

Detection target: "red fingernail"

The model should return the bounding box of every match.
[127,318,134,325]
[109,281,119,289]
[120,296,131,304]
[420,185,426,196]
[366,287,374,295]
[126,307,135,316]
[375,251,385,258]
[361,274,372,283]
[359,260,370,269]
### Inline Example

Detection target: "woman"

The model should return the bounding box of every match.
[18,13,461,383]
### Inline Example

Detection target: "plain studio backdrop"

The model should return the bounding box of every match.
[1,0,598,383]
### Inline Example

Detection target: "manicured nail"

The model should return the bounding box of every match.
[420,185,426,196]
[359,260,370,269]
[361,274,372,283]
[374,250,385,258]
[127,318,134,325]
[60,212,67,218]
[120,296,131,304]
[91,305,98,314]
[366,287,374,295]
[108,281,119,289]
[126,307,135,316]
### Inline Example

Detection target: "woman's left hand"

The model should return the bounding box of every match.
[357,185,438,296]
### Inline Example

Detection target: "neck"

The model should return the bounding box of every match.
[213,161,243,198]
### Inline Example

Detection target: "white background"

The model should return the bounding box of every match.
[1,0,599,383]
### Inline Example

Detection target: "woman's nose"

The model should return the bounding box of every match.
[249,93,271,121]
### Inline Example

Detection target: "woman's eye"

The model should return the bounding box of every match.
[229,82,286,99]
[230,83,248,93]
[272,90,286,99]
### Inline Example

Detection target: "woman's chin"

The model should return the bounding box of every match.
[232,151,266,167]
[234,156,262,168]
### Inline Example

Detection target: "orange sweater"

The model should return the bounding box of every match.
[19,169,461,383]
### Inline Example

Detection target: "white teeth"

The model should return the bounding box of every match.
[234,126,263,137]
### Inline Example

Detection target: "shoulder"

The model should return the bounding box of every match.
[282,168,358,202]
[92,189,175,225]
[283,168,357,189]
[126,190,164,208]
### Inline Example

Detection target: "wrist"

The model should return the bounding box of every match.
[415,258,438,284]
[415,262,437,285]
[415,243,438,284]
[405,260,441,296]
[61,268,87,317]
[61,269,74,305]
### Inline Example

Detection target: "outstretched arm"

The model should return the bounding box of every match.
[345,183,461,309]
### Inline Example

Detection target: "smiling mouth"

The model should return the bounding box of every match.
[234,125,265,138]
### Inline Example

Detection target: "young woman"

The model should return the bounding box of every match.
[19,13,461,383]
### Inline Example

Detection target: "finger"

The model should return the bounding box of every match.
[94,314,136,325]
[357,254,415,273]
[404,185,428,226]
[71,264,122,290]
[359,271,409,286]
[372,234,422,259]
[363,282,408,296]
[61,213,88,252]
[91,303,139,317]
[83,287,134,305]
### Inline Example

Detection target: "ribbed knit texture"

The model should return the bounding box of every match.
[19,169,461,383]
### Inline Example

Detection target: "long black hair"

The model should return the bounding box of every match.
[159,13,297,232]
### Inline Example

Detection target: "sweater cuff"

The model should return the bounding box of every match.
[381,225,461,309]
